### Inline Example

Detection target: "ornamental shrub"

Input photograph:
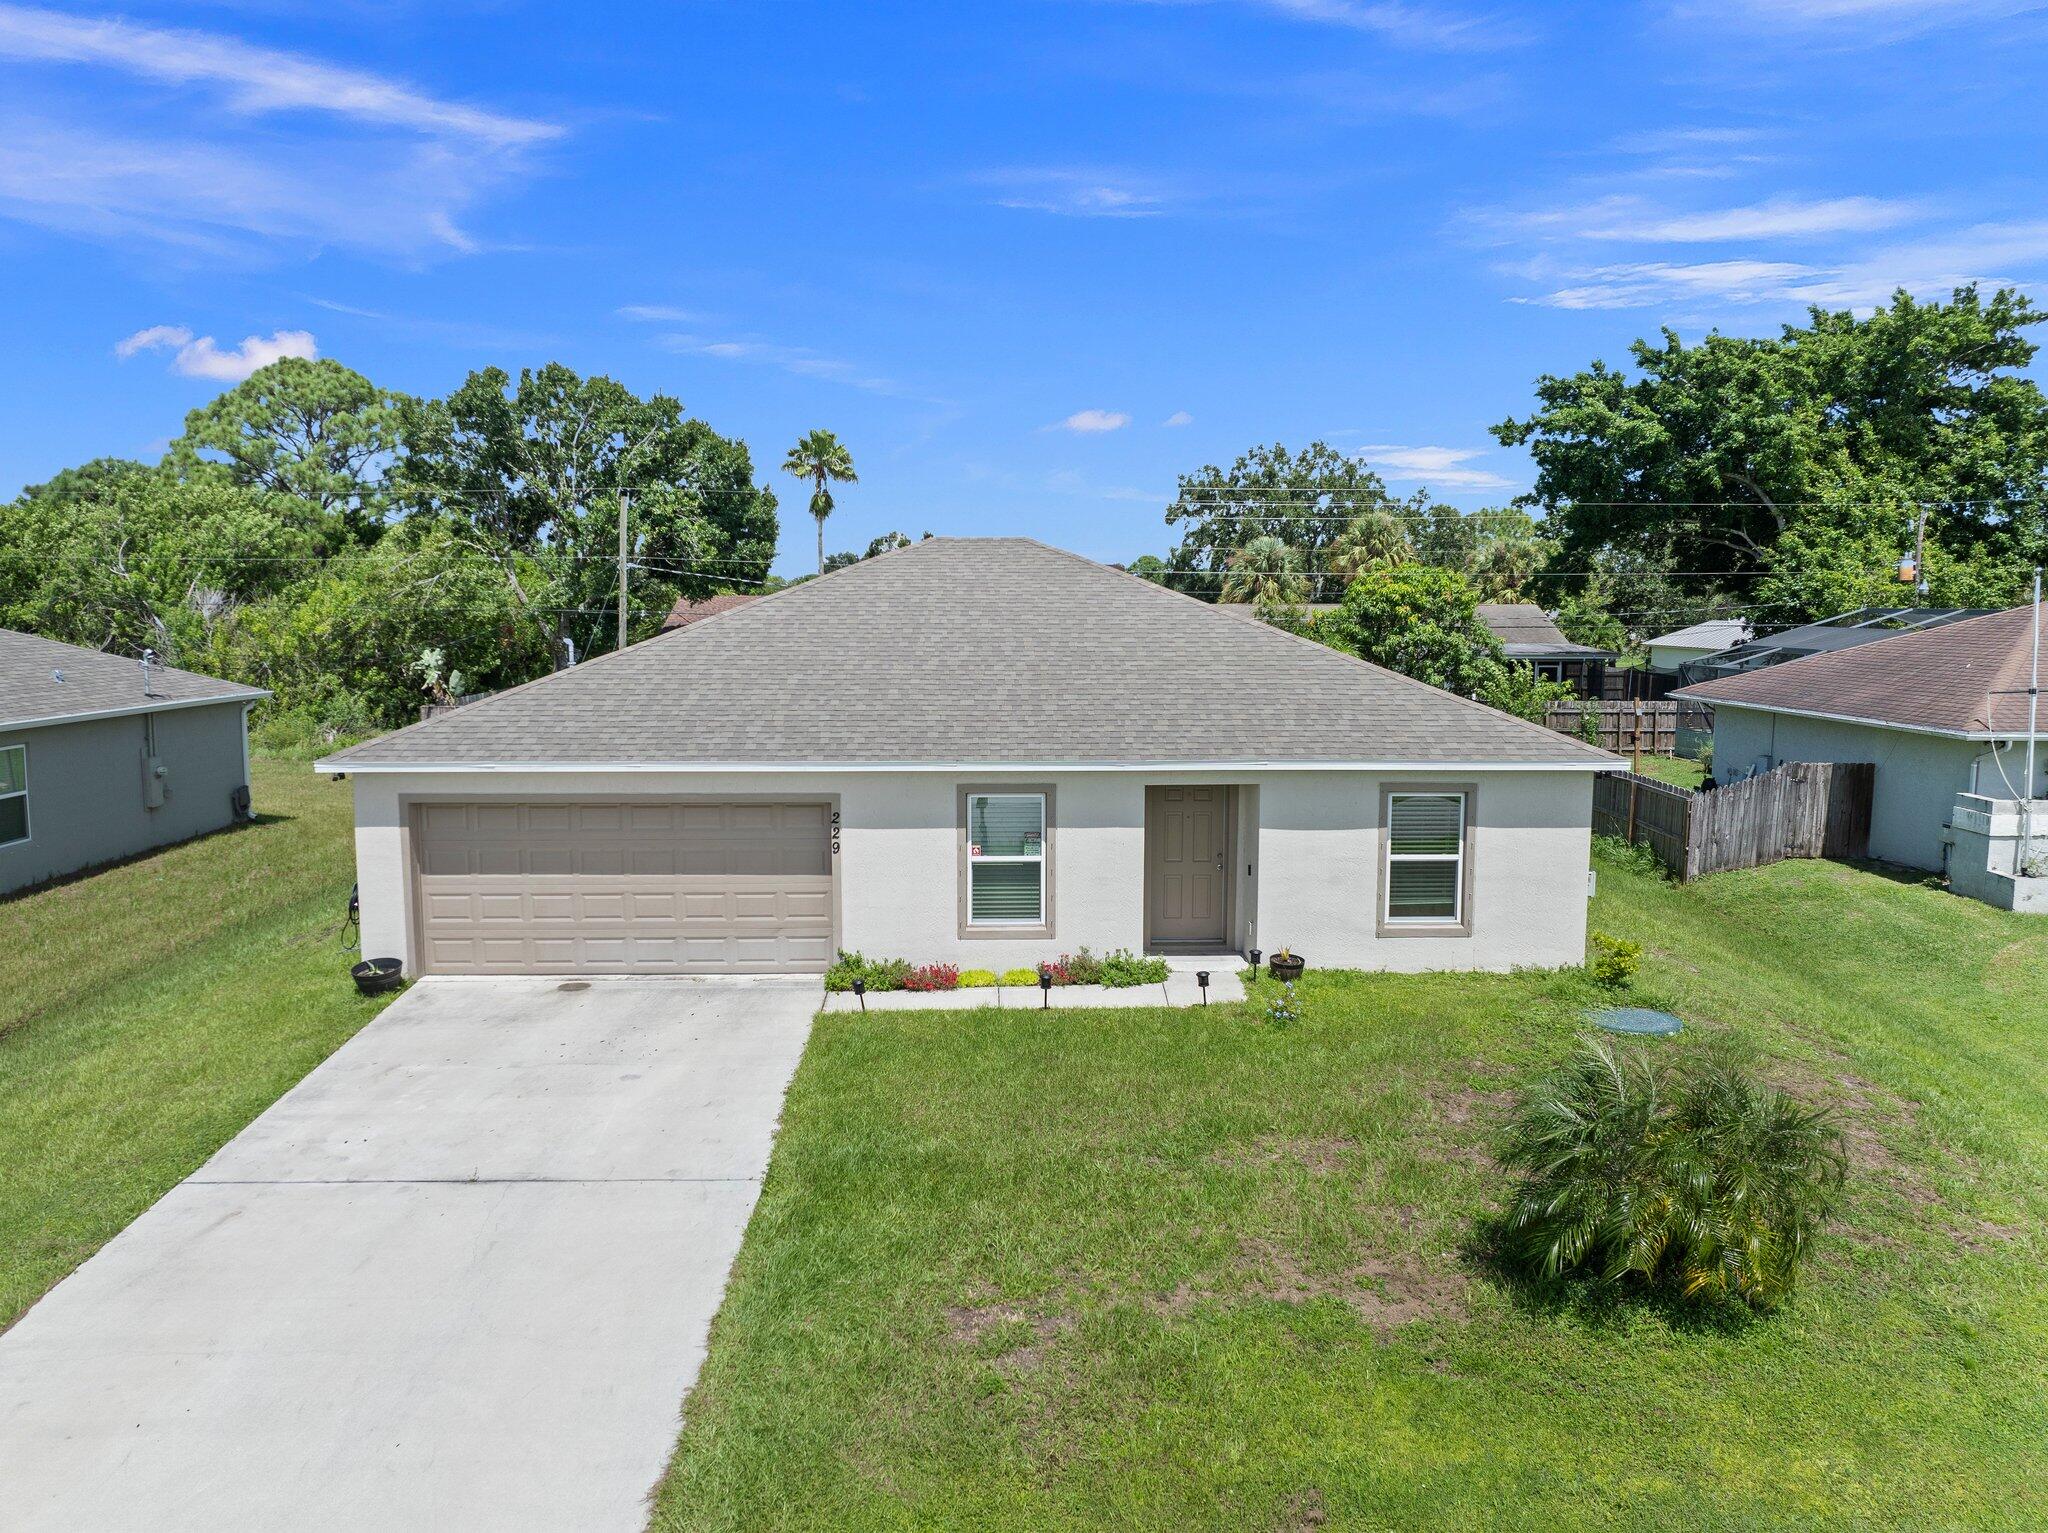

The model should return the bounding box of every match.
[1500,1037,1847,1309]
[1047,947,1104,985]
[1000,967,1040,987]
[1588,930,1642,989]
[1099,949,1170,987]
[903,963,960,991]
[823,950,911,992]
[957,969,997,989]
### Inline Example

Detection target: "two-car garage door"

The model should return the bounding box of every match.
[412,800,834,974]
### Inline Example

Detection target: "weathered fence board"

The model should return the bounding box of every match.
[1593,761,1873,881]
[1547,701,1681,757]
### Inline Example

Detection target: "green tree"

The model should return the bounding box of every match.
[392,364,778,665]
[0,463,306,665]
[1325,510,1413,583]
[168,358,406,547]
[1316,565,1504,695]
[782,430,858,575]
[1165,442,1410,601]
[1494,286,2048,621]
[1125,554,1171,584]
[1219,534,1308,610]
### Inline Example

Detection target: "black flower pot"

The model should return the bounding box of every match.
[1268,954,1305,982]
[351,957,405,995]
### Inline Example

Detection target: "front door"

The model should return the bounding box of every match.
[1146,786,1229,945]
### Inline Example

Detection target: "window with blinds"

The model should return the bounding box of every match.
[966,792,1045,924]
[1385,791,1464,924]
[0,745,26,848]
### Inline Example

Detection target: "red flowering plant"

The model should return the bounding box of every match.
[903,963,960,992]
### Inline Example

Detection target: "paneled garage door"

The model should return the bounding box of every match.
[412,800,834,974]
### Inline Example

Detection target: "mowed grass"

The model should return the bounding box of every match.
[1628,753,1709,791]
[0,758,394,1329]
[653,852,2048,1531]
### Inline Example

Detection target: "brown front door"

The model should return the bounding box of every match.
[1146,786,1229,945]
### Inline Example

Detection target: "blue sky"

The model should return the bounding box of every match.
[3,0,2047,578]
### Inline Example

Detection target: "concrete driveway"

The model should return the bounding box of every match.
[0,976,820,1533]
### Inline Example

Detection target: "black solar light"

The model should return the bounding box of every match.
[852,977,867,1012]
[1196,970,1210,1005]
[1249,949,1261,970]
[1039,968,1052,1009]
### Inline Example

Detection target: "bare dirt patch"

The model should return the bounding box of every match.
[1281,1487,1328,1530]
[1151,1236,1467,1336]
[944,1301,1076,1374]
[1420,1084,1514,1170]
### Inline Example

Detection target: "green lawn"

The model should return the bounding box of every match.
[1628,753,1708,790]
[0,758,395,1330]
[653,853,2048,1531]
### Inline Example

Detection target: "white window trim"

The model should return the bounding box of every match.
[1383,789,1467,929]
[0,743,29,851]
[965,791,1047,927]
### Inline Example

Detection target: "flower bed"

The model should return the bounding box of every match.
[825,946,1169,993]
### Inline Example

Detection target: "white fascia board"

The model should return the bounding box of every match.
[1700,698,1995,741]
[314,757,1614,776]
[2,691,271,734]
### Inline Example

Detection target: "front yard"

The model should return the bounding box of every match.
[0,758,396,1329]
[654,852,2048,1531]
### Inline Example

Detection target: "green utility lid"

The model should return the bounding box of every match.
[1590,1007,1683,1037]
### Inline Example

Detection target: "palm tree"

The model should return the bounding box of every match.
[1219,535,1308,609]
[1326,510,1412,588]
[782,430,858,575]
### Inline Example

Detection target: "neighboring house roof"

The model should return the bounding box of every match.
[659,592,762,632]
[1476,603,1615,660]
[321,538,1616,771]
[0,628,268,732]
[1216,602,1343,619]
[1646,619,1751,652]
[1675,606,1990,685]
[1675,604,2046,738]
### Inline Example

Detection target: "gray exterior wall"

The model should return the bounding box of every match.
[1709,705,2048,872]
[0,701,252,896]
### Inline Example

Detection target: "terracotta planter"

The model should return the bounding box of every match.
[1268,954,1305,982]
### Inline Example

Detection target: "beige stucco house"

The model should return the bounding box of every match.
[318,539,1615,976]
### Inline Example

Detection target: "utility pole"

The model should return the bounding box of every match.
[614,425,672,654]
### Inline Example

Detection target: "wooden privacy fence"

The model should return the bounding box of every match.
[1547,700,1680,757]
[1593,761,1874,880]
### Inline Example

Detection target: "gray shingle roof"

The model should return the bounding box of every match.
[0,628,267,731]
[1477,602,1615,660]
[322,539,1616,769]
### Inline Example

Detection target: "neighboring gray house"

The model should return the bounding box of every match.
[319,538,1616,978]
[1644,619,1751,676]
[0,630,269,896]
[1676,606,2047,873]
[1476,603,1614,698]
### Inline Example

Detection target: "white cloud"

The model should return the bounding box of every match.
[1163,410,1194,426]
[0,5,556,147]
[1114,0,1526,48]
[1580,195,1917,243]
[0,6,556,259]
[1512,219,2048,309]
[1359,444,1513,489]
[1054,409,1132,433]
[617,304,707,324]
[116,325,316,381]
[653,330,915,397]
[974,166,1173,218]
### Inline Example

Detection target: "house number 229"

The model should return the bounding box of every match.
[830,810,841,855]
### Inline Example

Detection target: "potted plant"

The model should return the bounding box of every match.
[1268,946,1305,982]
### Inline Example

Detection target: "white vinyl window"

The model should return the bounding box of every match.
[0,745,27,849]
[1385,791,1465,925]
[966,792,1045,925]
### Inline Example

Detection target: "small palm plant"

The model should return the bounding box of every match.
[1499,1037,1847,1309]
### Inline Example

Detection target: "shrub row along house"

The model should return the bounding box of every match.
[318,539,1616,976]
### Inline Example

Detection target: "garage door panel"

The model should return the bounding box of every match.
[414,800,834,975]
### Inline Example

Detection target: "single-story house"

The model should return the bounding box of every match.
[318,539,1616,977]
[0,628,268,896]
[1676,605,2047,872]
[1476,603,1614,698]
[1645,619,1751,676]
[659,592,762,633]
